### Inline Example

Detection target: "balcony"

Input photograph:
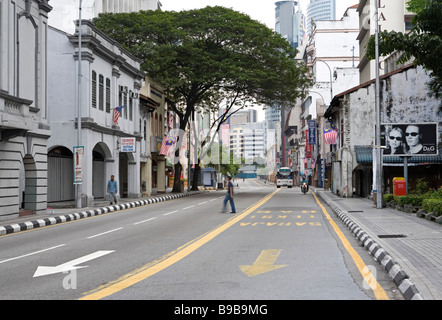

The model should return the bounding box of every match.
[0,91,34,137]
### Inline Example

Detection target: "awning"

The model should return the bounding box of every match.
[354,145,442,165]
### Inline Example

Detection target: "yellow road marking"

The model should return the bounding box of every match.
[239,249,288,277]
[312,192,389,300]
[79,189,281,300]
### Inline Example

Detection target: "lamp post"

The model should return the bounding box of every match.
[374,0,383,209]
[316,59,333,103]
[75,0,83,209]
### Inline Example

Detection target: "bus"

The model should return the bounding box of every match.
[276,167,293,188]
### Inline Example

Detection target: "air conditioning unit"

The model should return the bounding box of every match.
[129,92,139,99]
[119,86,128,93]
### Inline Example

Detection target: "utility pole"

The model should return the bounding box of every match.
[374,0,383,209]
[75,0,83,209]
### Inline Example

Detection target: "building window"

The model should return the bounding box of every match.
[144,120,147,140]
[106,78,111,113]
[129,96,133,120]
[123,92,127,119]
[92,71,97,108]
[99,75,104,111]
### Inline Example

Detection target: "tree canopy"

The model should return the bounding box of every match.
[366,0,442,104]
[93,6,312,190]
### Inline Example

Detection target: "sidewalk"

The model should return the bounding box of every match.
[316,189,442,300]
[0,189,205,237]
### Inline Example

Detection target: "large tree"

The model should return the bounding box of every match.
[366,0,442,106]
[93,6,312,192]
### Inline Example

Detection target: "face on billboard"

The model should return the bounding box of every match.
[381,123,438,156]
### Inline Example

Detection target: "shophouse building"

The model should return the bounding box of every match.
[0,0,52,219]
[47,20,144,206]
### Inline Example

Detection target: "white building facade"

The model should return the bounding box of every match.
[324,65,442,198]
[0,0,52,219]
[299,5,360,186]
[357,0,415,83]
[47,20,144,205]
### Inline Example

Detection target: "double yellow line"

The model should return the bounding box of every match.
[80,189,280,300]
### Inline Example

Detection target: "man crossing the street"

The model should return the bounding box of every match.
[107,175,118,205]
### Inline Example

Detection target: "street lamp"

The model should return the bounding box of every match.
[75,0,83,209]
[316,59,333,103]
[374,1,383,209]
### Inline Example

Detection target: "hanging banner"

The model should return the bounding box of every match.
[73,146,84,184]
[308,120,316,145]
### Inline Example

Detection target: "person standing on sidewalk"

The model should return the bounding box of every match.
[222,176,236,214]
[107,175,118,205]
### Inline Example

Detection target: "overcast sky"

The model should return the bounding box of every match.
[161,0,358,29]
[49,0,358,33]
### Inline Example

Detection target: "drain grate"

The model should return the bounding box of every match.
[348,210,364,213]
[378,234,407,238]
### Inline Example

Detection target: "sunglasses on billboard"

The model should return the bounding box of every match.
[389,136,402,141]
[405,132,419,137]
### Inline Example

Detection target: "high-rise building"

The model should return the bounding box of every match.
[275,1,306,50]
[94,0,161,15]
[306,0,336,35]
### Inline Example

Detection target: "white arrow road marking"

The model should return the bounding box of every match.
[33,250,115,278]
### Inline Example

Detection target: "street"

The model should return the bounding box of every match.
[0,179,402,301]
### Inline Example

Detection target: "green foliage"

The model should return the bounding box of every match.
[93,7,312,112]
[414,178,430,194]
[365,0,442,106]
[422,198,442,216]
[93,7,313,191]
[384,194,394,203]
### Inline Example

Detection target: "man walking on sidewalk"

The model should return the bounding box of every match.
[107,175,118,205]
[222,176,236,214]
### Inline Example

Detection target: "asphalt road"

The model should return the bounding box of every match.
[0,179,403,301]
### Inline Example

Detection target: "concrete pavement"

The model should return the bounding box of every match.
[316,189,442,300]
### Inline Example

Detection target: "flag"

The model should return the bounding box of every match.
[221,124,230,146]
[323,128,338,145]
[160,136,175,155]
[113,105,126,125]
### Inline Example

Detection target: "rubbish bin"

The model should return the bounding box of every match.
[393,177,407,198]
[324,179,330,191]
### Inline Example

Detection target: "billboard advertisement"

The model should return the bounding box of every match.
[381,123,438,156]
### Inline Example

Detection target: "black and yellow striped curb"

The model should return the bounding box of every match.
[0,191,204,236]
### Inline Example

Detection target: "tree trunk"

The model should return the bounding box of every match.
[191,161,201,191]
[172,162,182,193]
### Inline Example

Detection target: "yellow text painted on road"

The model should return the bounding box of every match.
[248,215,317,219]
[312,192,389,300]
[239,249,288,277]
[240,222,321,227]
[79,189,281,300]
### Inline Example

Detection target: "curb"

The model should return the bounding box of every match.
[316,191,424,300]
[0,191,204,237]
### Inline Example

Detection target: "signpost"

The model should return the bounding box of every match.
[73,146,84,184]
[120,137,136,153]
